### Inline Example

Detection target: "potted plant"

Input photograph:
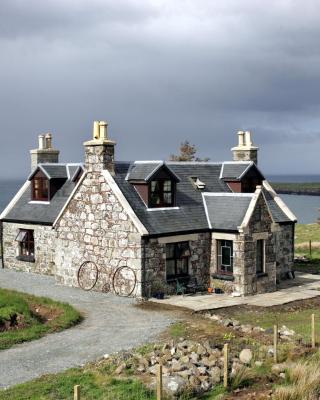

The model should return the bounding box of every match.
[151,279,167,300]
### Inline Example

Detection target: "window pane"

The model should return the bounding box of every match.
[163,193,172,205]
[166,260,176,278]
[177,258,188,275]
[218,240,233,274]
[42,180,49,197]
[166,244,175,258]
[15,231,27,242]
[163,180,172,191]
[221,246,231,266]
[151,181,160,192]
[256,240,264,273]
[150,194,161,205]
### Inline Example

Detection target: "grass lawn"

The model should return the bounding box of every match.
[0,288,82,350]
[0,367,156,400]
[294,224,320,269]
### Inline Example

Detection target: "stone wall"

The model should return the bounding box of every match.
[2,222,56,275]
[274,224,294,279]
[209,194,277,296]
[143,233,211,296]
[54,169,143,296]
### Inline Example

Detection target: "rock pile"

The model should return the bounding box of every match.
[109,338,258,397]
[205,313,297,341]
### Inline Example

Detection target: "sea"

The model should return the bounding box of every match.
[0,176,319,224]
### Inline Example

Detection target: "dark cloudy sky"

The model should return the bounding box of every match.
[1,0,320,178]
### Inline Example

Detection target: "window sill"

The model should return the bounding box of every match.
[28,201,50,205]
[256,272,268,279]
[16,256,35,263]
[212,273,234,281]
[147,207,180,211]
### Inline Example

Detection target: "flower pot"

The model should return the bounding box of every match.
[155,292,165,300]
[208,287,213,294]
[214,288,223,294]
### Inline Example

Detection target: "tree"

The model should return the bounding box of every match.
[169,140,209,162]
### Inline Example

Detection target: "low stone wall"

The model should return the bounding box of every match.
[2,222,56,275]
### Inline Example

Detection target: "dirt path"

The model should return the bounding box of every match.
[0,269,177,388]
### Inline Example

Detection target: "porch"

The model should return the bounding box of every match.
[149,272,320,312]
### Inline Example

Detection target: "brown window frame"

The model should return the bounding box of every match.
[165,241,190,280]
[217,240,233,275]
[32,177,50,201]
[149,179,175,208]
[16,229,35,262]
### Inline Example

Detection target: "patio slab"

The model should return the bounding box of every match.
[149,272,320,311]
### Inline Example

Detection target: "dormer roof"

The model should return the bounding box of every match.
[125,161,180,183]
[220,161,265,181]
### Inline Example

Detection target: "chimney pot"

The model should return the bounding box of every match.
[237,131,245,147]
[93,121,100,140]
[38,135,45,150]
[45,133,52,149]
[99,121,108,140]
[245,131,253,146]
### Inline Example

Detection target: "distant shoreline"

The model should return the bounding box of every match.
[271,182,320,196]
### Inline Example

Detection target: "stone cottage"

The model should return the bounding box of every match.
[0,122,297,297]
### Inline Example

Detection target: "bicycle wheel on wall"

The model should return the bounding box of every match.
[77,261,99,291]
[112,266,137,297]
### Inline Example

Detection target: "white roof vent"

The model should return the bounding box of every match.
[190,176,206,190]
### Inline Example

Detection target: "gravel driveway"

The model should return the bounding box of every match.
[0,269,176,388]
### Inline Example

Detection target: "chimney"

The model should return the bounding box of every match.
[30,132,60,171]
[231,130,259,165]
[84,120,116,175]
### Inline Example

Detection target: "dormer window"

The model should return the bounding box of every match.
[32,176,49,201]
[149,180,174,208]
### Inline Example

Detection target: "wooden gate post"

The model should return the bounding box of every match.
[309,240,312,257]
[74,385,80,400]
[157,364,163,400]
[273,324,278,363]
[312,313,316,348]
[223,343,229,388]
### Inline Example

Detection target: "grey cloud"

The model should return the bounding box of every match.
[1,0,320,178]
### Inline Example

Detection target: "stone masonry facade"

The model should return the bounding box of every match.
[2,222,56,275]
[210,194,278,296]
[54,144,143,296]
[143,233,211,296]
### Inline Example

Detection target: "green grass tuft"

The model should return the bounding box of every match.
[0,288,82,350]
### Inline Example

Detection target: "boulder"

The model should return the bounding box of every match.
[211,366,221,383]
[163,375,187,396]
[115,363,126,375]
[189,375,201,387]
[239,349,253,365]
[171,359,183,372]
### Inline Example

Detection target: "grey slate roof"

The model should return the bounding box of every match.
[203,194,253,230]
[114,161,293,235]
[220,162,252,180]
[2,159,293,231]
[263,188,292,223]
[115,162,232,235]
[3,164,83,225]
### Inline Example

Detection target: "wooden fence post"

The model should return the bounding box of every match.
[312,313,316,348]
[157,364,163,400]
[309,240,312,257]
[223,343,229,388]
[273,324,278,363]
[74,385,80,400]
